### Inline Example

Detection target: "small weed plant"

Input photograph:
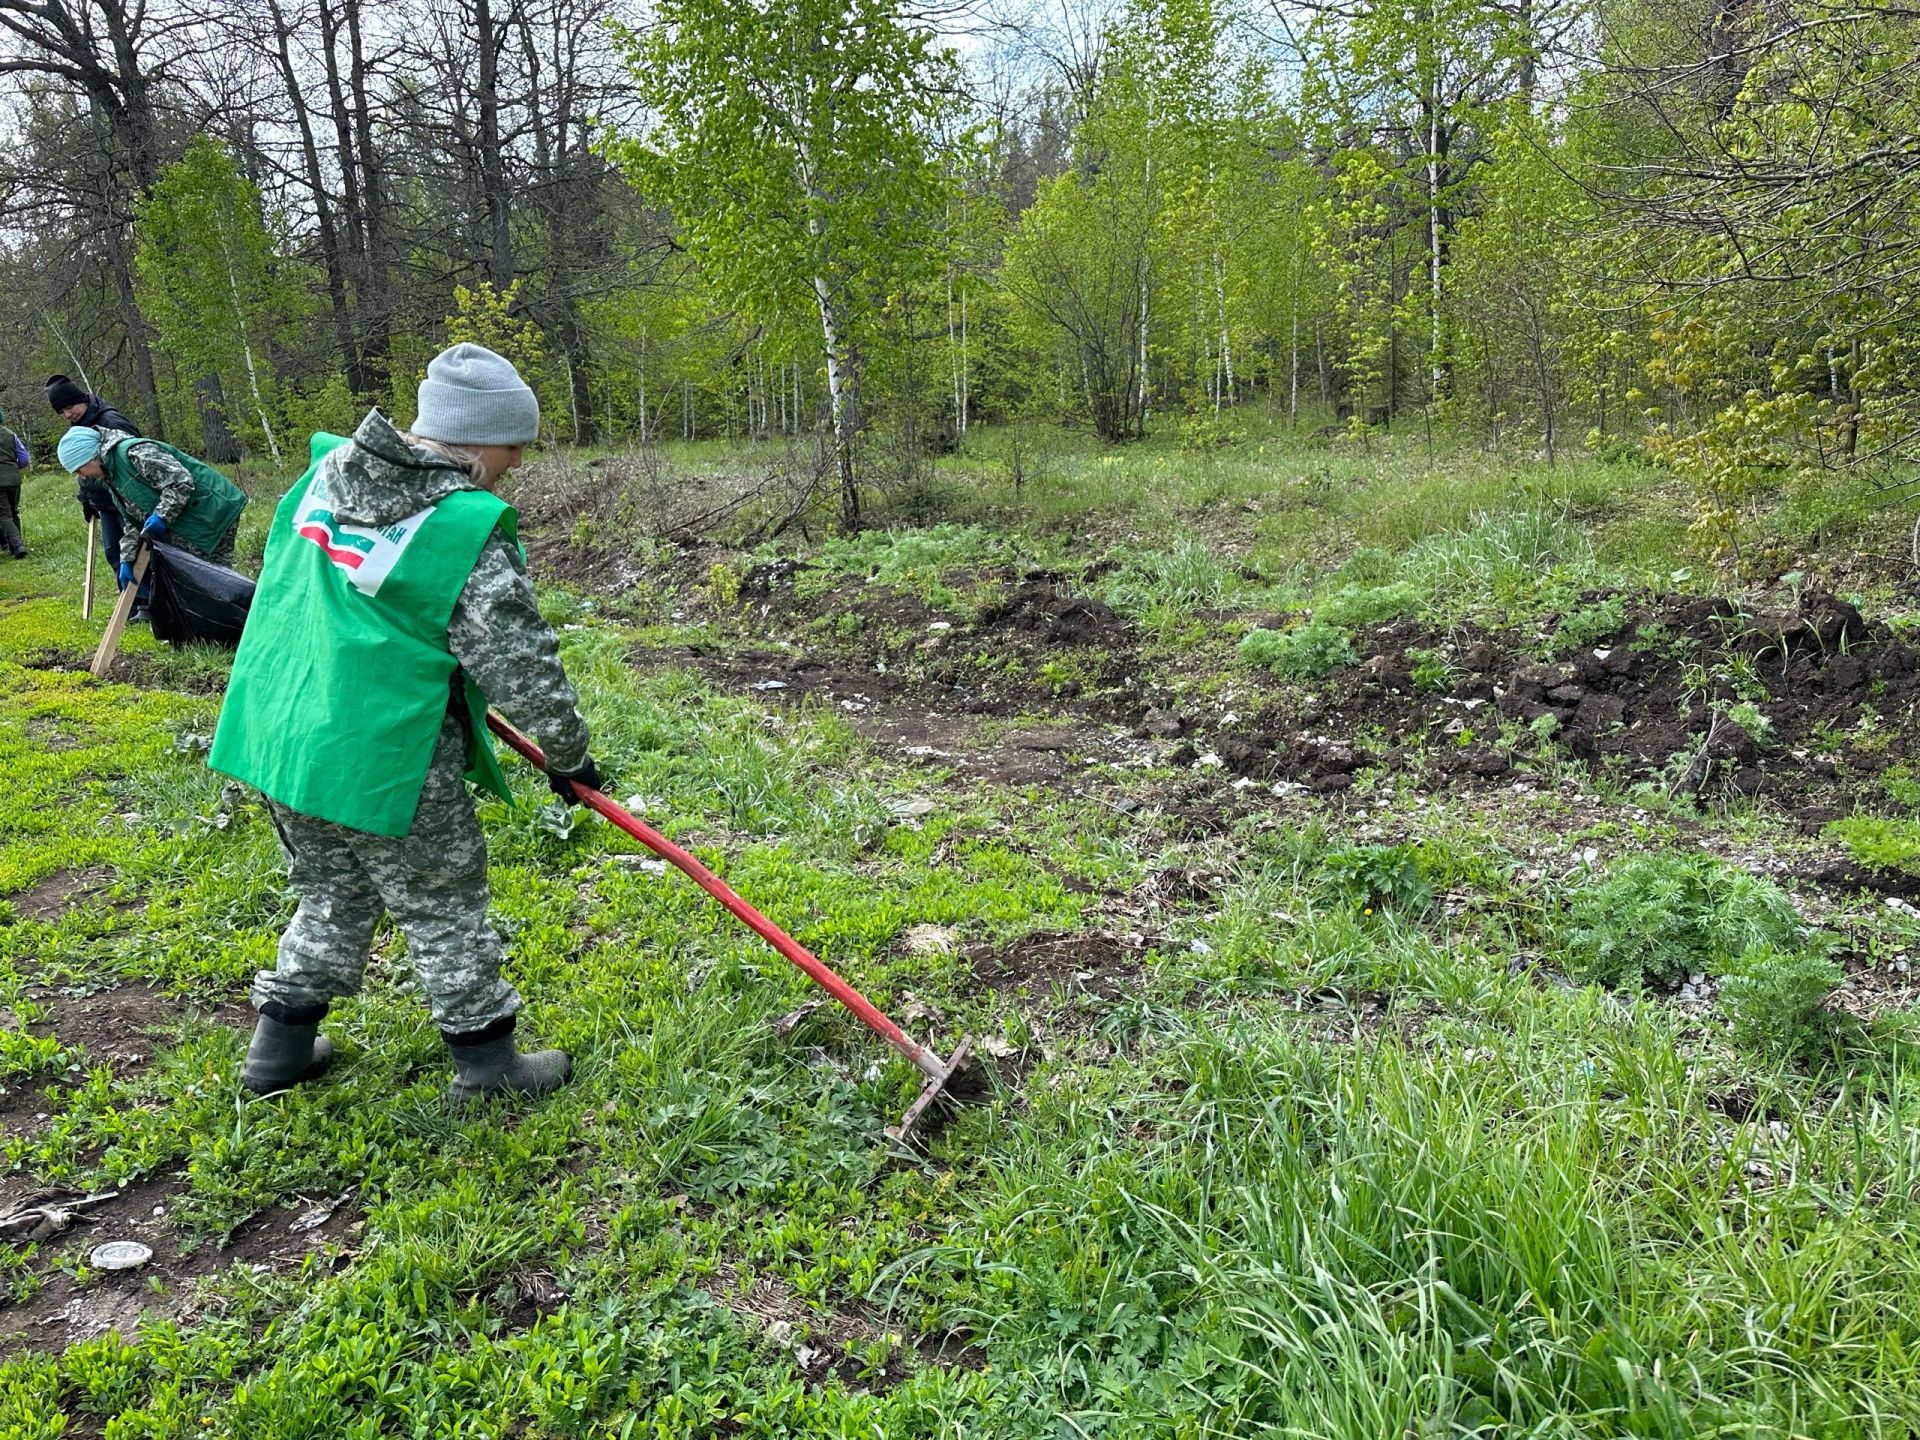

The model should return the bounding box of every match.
[1725,700,1774,746]
[1558,852,1809,987]
[1406,646,1456,694]
[1826,816,1920,876]
[1883,765,1920,808]
[1237,622,1357,680]
[1322,842,1434,914]
[1547,595,1628,656]
[1718,942,1844,1064]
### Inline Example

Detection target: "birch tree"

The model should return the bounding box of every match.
[613,0,959,531]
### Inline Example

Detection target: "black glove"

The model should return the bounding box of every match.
[76,494,98,520]
[549,756,602,802]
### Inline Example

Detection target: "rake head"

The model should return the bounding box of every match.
[885,1037,991,1147]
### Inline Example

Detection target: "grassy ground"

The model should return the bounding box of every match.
[3,429,1920,1437]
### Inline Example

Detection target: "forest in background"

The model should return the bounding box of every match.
[0,0,1915,544]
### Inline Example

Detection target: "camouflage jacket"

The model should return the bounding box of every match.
[328,410,592,775]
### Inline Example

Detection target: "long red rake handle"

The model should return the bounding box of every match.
[486,713,952,1083]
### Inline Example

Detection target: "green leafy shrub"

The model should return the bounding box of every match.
[1718,942,1843,1064]
[1826,816,1920,876]
[1315,581,1423,628]
[1237,622,1357,681]
[1323,842,1433,914]
[1558,852,1807,987]
[1548,596,1628,655]
[1406,646,1456,694]
[1725,700,1774,746]
[1881,765,1920,809]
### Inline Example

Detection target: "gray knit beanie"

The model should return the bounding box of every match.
[413,343,540,445]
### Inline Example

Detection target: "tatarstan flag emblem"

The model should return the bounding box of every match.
[297,511,375,569]
[292,472,431,598]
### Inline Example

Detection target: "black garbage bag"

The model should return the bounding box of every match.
[147,540,256,649]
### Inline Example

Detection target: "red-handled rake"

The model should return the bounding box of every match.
[487,713,986,1144]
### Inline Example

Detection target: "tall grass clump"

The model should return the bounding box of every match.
[893,1016,1920,1435]
[1401,507,1604,621]
[1103,538,1303,631]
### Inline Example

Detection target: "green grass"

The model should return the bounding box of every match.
[4,443,1920,1437]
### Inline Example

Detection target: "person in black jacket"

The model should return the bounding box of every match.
[47,375,148,612]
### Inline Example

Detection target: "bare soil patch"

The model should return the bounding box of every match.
[698,1261,983,1392]
[522,532,656,598]
[965,930,1149,1003]
[8,645,90,673]
[3,980,249,1199]
[973,576,1131,650]
[726,559,1139,712]
[17,990,185,1075]
[0,1079,54,1148]
[7,866,117,922]
[2,982,182,1182]
[0,1176,360,1356]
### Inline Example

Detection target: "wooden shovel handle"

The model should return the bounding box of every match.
[83,519,97,621]
[89,548,150,679]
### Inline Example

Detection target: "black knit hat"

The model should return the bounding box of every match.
[45,375,88,411]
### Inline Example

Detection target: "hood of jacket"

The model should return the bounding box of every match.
[81,397,140,437]
[323,409,484,528]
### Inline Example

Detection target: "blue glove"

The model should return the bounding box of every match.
[141,513,167,539]
[117,561,134,589]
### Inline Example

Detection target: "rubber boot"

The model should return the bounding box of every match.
[240,1003,334,1093]
[444,1016,571,1109]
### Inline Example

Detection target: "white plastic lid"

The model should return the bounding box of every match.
[90,1241,154,1271]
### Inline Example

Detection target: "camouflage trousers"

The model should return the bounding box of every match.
[253,718,521,1034]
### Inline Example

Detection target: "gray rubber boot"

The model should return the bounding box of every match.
[444,1017,571,1109]
[240,1004,334,1093]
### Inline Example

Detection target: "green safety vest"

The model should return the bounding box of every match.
[209,432,516,836]
[101,437,247,555]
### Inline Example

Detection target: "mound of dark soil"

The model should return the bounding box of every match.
[1198,590,1919,819]
[975,577,1128,648]
[698,563,1141,713]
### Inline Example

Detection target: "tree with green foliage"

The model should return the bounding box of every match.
[134,136,305,460]
[611,0,960,529]
[1302,0,1558,419]
[1003,168,1152,442]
